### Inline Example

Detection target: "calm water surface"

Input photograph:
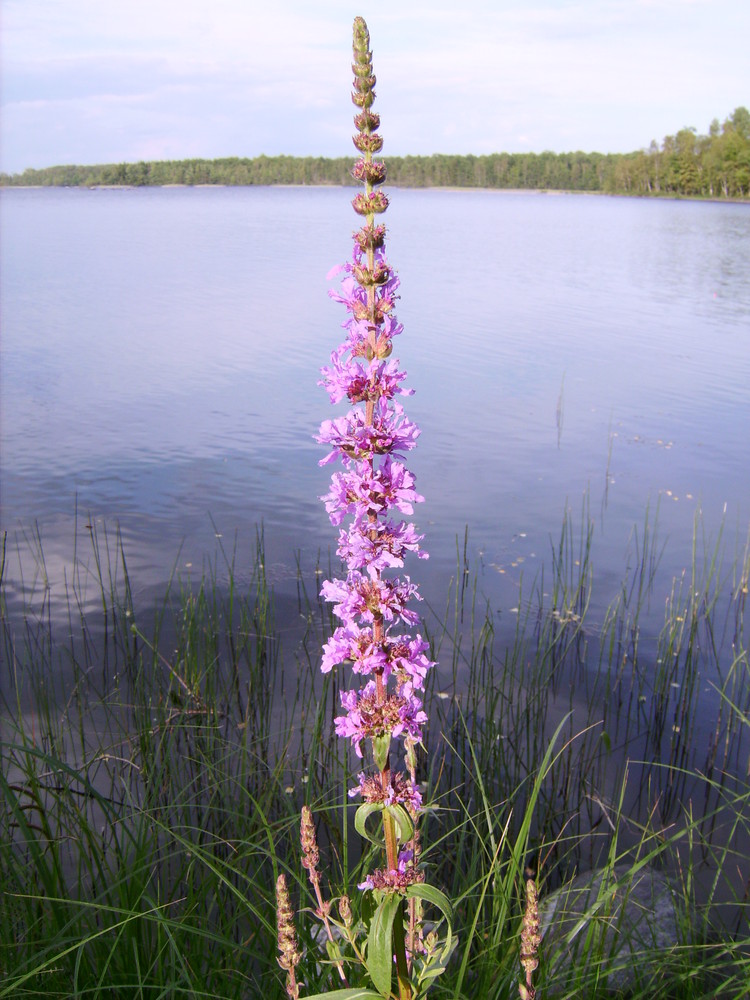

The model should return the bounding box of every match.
[2,186,749,649]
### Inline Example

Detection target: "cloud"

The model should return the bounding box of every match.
[2,0,749,173]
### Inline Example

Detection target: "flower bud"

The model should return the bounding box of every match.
[375,334,393,358]
[352,158,387,186]
[351,18,377,112]
[353,223,387,252]
[354,110,381,133]
[352,61,374,79]
[352,191,389,216]
[351,89,375,110]
[339,894,353,927]
[519,877,541,1000]
[352,16,372,58]
[353,72,377,93]
[353,132,384,154]
[352,262,390,287]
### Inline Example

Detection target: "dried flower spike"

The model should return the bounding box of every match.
[300,805,320,875]
[275,874,301,1000]
[519,877,541,1000]
[300,806,349,985]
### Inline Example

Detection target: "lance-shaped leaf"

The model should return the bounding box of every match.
[372,733,391,772]
[355,802,414,847]
[385,803,414,843]
[365,893,402,997]
[302,990,383,1000]
[355,803,386,847]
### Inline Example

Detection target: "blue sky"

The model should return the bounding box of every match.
[2,0,748,174]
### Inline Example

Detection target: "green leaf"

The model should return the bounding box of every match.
[326,937,345,964]
[366,893,401,997]
[385,803,414,842]
[354,802,385,847]
[372,733,391,772]
[416,957,450,983]
[361,885,377,924]
[405,883,453,921]
[354,801,414,852]
[406,883,454,961]
[301,990,383,1000]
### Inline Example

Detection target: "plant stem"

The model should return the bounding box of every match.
[392,900,412,1000]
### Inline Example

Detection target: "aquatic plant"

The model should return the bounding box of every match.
[287,16,453,1000]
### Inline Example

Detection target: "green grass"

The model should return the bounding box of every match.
[0,510,748,998]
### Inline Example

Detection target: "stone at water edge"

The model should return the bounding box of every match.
[538,863,682,994]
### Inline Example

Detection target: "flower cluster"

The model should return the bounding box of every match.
[358,861,425,894]
[317,15,434,853]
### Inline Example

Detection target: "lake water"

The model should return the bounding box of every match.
[2,186,750,650]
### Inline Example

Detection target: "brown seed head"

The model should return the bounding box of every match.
[519,877,541,1000]
[300,805,320,872]
[275,874,301,975]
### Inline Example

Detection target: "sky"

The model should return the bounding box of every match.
[1,0,748,175]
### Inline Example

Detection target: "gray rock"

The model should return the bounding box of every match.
[539,863,682,995]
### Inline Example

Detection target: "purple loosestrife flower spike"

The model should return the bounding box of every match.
[310,19,455,1000]
[317,49,437,1000]
[319,15,435,916]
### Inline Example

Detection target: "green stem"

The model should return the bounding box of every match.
[381,794,411,999]
[391,899,412,1000]
[382,780,399,869]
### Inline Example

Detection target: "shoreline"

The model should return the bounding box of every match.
[2,183,747,204]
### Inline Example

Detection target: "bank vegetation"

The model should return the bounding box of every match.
[2,107,748,200]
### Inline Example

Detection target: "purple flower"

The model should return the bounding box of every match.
[327,252,403,346]
[321,573,422,627]
[388,634,434,692]
[321,457,423,527]
[321,624,388,675]
[336,518,426,573]
[309,16,441,971]
[317,400,420,466]
[319,352,411,407]
[357,861,425,893]
[320,626,433,694]
[348,771,423,812]
[334,682,428,757]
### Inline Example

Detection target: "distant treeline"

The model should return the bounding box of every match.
[2,107,748,199]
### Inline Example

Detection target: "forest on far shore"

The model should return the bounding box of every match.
[2,106,748,199]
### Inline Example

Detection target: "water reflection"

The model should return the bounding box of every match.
[1,187,749,642]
